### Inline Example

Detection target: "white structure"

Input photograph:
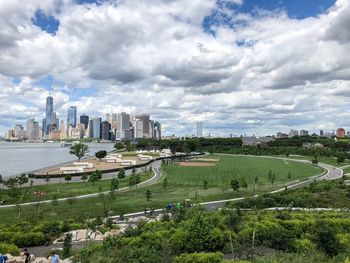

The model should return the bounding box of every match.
[60,166,84,174]
[196,122,203,137]
[133,119,144,138]
[73,162,94,169]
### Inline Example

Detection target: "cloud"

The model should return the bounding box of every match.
[0,0,350,136]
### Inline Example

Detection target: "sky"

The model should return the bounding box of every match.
[0,0,350,137]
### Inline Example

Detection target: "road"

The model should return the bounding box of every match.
[0,166,163,209]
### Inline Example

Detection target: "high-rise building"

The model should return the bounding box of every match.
[300,130,309,136]
[135,114,150,138]
[51,112,58,130]
[67,106,77,129]
[80,114,89,129]
[154,121,161,139]
[101,121,111,140]
[336,128,346,138]
[118,113,130,139]
[26,119,40,140]
[88,119,94,138]
[149,120,154,139]
[44,96,53,136]
[92,117,101,139]
[133,119,144,138]
[320,130,324,136]
[288,129,299,137]
[14,124,25,139]
[196,122,203,137]
[60,120,66,139]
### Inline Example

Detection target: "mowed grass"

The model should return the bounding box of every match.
[285,155,350,167]
[166,155,323,188]
[0,155,323,224]
[0,172,153,205]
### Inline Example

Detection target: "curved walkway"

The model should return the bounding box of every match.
[0,167,163,209]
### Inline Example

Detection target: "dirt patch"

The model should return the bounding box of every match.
[179,162,216,167]
[194,158,219,162]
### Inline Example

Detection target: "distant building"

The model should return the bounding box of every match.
[92,117,101,139]
[118,113,131,139]
[288,130,299,137]
[101,121,111,140]
[135,114,150,138]
[196,122,203,137]
[26,119,40,140]
[14,124,26,139]
[336,128,346,138]
[80,114,89,129]
[154,121,161,139]
[44,96,53,136]
[133,119,144,138]
[67,106,77,129]
[300,130,309,136]
[320,130,324,136]
[276,132,288,138]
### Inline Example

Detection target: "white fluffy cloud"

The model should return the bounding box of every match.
[0,0,350,136]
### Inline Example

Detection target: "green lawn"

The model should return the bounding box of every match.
[0,171,153,205]
[286,155,350,167]
[0,155,323,224]
[342,166,350,174]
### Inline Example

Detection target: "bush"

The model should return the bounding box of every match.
[0,242,20,256]
[174,252,223,263]
[11,232,46,247]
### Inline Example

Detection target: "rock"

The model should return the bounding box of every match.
[33,257,49,263]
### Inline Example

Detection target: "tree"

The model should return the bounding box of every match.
[114,142,124,150]
[230,179,240,192]
[240,177,248,190]
[110,178,119,191]
[81,174,88,185]
[88,170,102,184]
[69,143,89,162]
[254,175,259,194]
[64,174,72,183]
[45,173,50,185]
[0,174,3,190]
[30,180,34,187]
[337,153,345,164]
[287,171,292,180]
[50,194,59,213]
[18,173,28,188]
[163,178,168,190]
[62,233,73,258]
[313,221,341,257]
[145,189,152,202]
[95,150,107,161]
[203,180,208,189]
[4,177,20,199]
[118,169,125,179]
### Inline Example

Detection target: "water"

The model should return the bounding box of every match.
[0,142,115,177]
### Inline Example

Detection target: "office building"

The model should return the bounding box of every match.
[149,120,154,139]
[196,122,203,137]
[80,114,89,129]
[154,121,161,139]
[44,96,53,136]
[320,130,324,136]
[101,121,111,140]
[336,128,346,138]
[51,112,59,130]
[67,106,77,129]
[135,114,150,138]
[300,130,309,136]
[92,117,101,139]
[118,113,130,139]
[133,119,144,138]
[288,129,299,137]
[14,124,26,139]
[26,119,40,140]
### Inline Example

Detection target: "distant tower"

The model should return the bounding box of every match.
[45,96,53,136]
[196,122,203,137]
[67,106,77,128]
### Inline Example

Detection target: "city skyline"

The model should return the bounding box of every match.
[1,0,350,136]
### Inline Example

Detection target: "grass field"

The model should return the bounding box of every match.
[0,154,323,224]
[0,171,153,205]
[285,155,350,167]
[342,166,350,174]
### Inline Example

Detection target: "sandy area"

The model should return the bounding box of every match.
[36,155,149,176]
[193,158,219,162]
[179,162,216,167]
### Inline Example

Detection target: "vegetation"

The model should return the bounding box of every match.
[95,150,107,161]
[73,207,350,262]
[69,143,89,162]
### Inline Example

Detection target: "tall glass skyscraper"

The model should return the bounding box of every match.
[45,96,53,136]
[67,106,77,128]
[92,117,101,139]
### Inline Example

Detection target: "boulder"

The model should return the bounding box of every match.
[33,257,49,263]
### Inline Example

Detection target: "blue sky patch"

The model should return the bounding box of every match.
[32,9,59,35]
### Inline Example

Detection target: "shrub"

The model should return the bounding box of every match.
[174,252,223,263]
[0,242,20,256]
[11,232,46,247]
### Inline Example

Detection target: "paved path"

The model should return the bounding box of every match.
[0,166,163,209]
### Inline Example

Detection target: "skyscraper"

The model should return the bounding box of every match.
[26,118,40,140]
[92,117,101,139]
[154,121,161,139]
[80,114,89,129]
[44,96,53,136]
[67,106,77,129]
[101,121,111,140]
[196,122,203,137]
[118,112,130,139]
[135,114,150,138]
